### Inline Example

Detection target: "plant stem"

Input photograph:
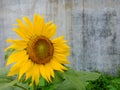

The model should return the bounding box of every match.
[14,84,27,90]
[42,87,44,90]
[33,82,37,90]
[33,83,35,90]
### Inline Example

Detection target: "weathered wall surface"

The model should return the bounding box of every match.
[0,0,120,75]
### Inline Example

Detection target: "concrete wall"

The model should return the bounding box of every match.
[0,0,120,75]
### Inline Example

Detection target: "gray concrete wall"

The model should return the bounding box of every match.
[0,0,120,75]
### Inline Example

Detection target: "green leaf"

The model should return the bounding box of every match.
[0,68,28,90]
[0,67,9,76]
[57,78,86,90]
[77,71,101,82]
[107,85,117,90]
[109,78,120,89]
[0,67,13,84]
[111,78,120,84]
[44,84,56,90]
[57,80,78,90]
[60,69,86,90]
[55,68,100,90]
[39,76,46,87]
[0,80,17,90]
[52,71,64,84]
[0,78,11,83]
[14,83,29,90]
[43,71,63,90]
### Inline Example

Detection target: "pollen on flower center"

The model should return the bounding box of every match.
[27,36,54,64]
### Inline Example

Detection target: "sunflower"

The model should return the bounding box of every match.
[5,14,70,85]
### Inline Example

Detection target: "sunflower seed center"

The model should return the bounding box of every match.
[27,36,54,64]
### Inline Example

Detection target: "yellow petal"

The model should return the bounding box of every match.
[13,28,30,41]
[39,65,49,82]
[45,63,54,81]
[6,50,26,66]
[4,44,16,52]
[22,16,33,32]
[6,39,27,47]
[25,63,40,85]
[25,68,33,81]
[46,24,56,38]
[8,68,19,76]
[43,22,56,38]
[45,21,53,27]
[52,36,70,56]
[54,46,70,55]
[8,62,22,76]
[53,53,70,64]
[50,58,67,72]
[5,39,27,51]
[33,14,44,35]
[52,36,66,44]
[32,64,40,85]
[13,18,33,40]
[18,60,33,80]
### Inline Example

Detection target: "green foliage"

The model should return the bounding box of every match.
[0,67,100,90]
[107,78,120,90]
[2,66,120,90]
[0,67,17,90]
[41,68,101,90]
[39,77,46,87]
[0,67,9,77]
[86,73,120,90]
[0,67,29,90]
[86,75,110,90]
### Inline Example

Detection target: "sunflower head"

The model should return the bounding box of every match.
[5,14,70,85]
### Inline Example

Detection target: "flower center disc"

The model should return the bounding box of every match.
[27,36,54,64]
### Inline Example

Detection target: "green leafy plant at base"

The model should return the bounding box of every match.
[0,67,100,90]
[0,67,29,90]
[2,67,120,90]
[86,72,120,90]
